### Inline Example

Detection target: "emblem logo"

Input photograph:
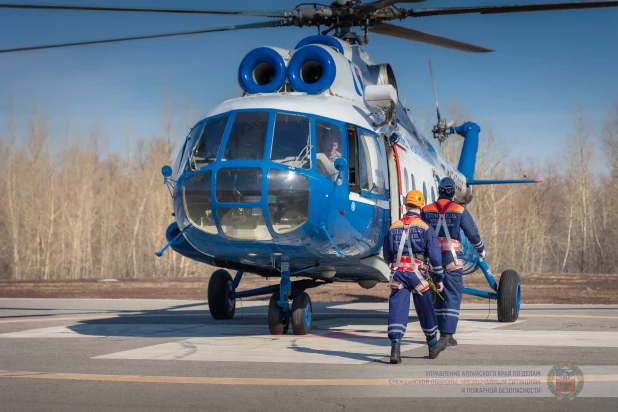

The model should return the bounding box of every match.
[547,362,584,400]
[351,202,356,212]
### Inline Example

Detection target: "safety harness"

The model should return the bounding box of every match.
[433,200,463,271]
[390,215,430,295]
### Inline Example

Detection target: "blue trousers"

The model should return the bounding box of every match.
[434,268,463,334]
[387,270,439,343]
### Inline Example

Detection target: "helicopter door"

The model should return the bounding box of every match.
[356,128,388,202]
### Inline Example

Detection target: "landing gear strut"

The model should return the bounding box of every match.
[206,261,325,335]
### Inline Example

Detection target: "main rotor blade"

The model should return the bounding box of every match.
[406,1,618,18]
[428,59,442,123]
[358,0,426,10]
[0,20,291,54]
[0,4,294,18]
[369,23,493,53]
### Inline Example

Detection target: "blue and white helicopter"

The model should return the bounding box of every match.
[4,0,617,335]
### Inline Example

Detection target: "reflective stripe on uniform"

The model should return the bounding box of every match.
[392,216,429,294]
[431,200,462,267]
[445,262,463,271]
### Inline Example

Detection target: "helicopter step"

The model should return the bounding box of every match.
[207,263,328,335]
[462,259,521,323]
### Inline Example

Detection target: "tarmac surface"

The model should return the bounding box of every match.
[1,298,618,411]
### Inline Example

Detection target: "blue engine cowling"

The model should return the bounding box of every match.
[238,47,287,94]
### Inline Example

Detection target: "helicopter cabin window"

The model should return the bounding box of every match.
[268,169,310,234]
[403,168,409,192]
[316,119,343,181]
[216,168,262,203]
[411,174,416,190]
[358,131,386,197]
[431,186,436,202]
[189,115,229,170]
[270,113,310,169]
[174,123,202,177]
[223,111,269,161]
[422,181,427,202]
[346,125,359,193]
[182,171,217,234]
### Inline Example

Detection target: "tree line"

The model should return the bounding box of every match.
[1,99,617,280]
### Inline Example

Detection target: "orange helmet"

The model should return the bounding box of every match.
[405,190,425,207]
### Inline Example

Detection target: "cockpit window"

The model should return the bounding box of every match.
[189,115,229,170]
[223,111,269,161]
[270,113,310,169]
[316,119,342,180]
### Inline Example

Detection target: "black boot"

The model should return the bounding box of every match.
[442,333,457,347]
[390,340,401,364]
[428,338,447,359]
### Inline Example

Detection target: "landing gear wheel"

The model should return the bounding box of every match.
[497,270,521,322]
[207,269,235,320]
[291,291,313,335]
[268,292,289,335]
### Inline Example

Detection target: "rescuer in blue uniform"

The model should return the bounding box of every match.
[421,177,486,347]
[383,190,448,363]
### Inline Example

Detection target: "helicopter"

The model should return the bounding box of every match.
[2,1,617,335]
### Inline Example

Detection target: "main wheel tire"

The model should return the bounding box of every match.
[268,292,289,335]
[291,291,313,335]
[207,269,235,320]
[497,270,521,322]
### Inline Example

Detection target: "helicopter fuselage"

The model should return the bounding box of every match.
[165,35,480,286]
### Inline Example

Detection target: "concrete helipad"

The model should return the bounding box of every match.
[1,298,618,411]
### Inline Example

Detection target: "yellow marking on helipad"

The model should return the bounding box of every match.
[1,370,618,386]
[2,310,618,325]
[0,315,120,324]
[0,313,210,324]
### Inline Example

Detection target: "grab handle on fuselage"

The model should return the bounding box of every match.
[321,224,345,258]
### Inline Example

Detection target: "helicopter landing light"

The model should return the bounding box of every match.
[247,253,258,257]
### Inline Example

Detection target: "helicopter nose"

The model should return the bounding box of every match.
[181,167,311,241]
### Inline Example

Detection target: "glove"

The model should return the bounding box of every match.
[479,249,487,259]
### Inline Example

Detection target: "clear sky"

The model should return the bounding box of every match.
[1,0,617,174]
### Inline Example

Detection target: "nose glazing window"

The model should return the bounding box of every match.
[190,115,229,170]
[223,112,269,161]
[270,113,310,169]
[268,169,310,234]
[182,171,217,234]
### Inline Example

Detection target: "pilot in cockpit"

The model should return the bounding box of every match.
[323,135,341,163]
[316,129,342,181]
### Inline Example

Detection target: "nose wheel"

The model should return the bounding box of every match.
[268,292,289,334]
[267,291,313,335]
[291,291,313,335]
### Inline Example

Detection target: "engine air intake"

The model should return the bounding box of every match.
[287,45,336,94]
[238,47,286,94]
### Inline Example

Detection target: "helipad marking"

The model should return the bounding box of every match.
[92,320,519,364]
[455,330,618,347]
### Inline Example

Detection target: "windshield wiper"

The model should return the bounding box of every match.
[291,142,312,169]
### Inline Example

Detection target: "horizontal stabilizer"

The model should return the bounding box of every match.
[467,179,542,185]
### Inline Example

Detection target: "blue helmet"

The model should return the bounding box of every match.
[438,177,456,198]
